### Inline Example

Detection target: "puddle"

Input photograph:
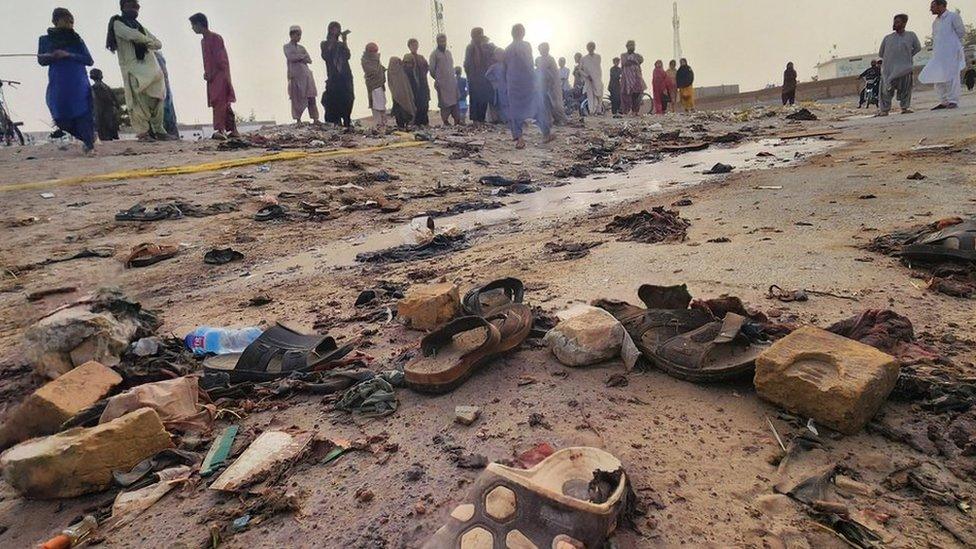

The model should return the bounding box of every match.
[233,137,838,283]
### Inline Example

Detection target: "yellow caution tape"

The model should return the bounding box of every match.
[0,139,427,193]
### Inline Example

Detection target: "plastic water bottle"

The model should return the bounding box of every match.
[184,326,263,356]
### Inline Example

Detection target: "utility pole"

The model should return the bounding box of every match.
[672,1,683,62]
[430,0,445,43]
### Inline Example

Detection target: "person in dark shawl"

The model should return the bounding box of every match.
[463,27,494,124]
[608,57,622,115]
[782,62,798,106]
[90,68,120,141]
[190,13,237,139]
[404,38,431,127]
[320,21,354,127]
[387,56,415,129]
[504,24,551,149]
[38,8,95,153]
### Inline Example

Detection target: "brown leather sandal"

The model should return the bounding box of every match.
[654,313,766,382]
[405,317,503,394]
[423,447,628,549]
[125,243,179,269]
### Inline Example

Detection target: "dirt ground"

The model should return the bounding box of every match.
[0,88,974,548]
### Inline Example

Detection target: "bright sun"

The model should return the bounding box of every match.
[525,18,555,45]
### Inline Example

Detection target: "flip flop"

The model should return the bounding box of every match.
[125,243,179,269]
[115,204,183,222]
[462,278,525,316]
[203,323,353,383]
[653,313,766,383]
[423,447,628,549]
[404,317,502,394]
[899,219,976,264]
[203,248,244,265]
[255,205,286,222]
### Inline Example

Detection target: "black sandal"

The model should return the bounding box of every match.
[462,278,525,316]
[203,323,353,382]
[900,220,976,263]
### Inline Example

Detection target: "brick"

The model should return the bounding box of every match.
[755,326,900,434]
[398,283,460,331]
[0,361,122,450]
[0,408,172,499]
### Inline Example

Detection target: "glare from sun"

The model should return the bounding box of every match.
[525,18,555,46]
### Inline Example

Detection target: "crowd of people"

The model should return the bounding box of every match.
[34,1,707,154]
[33,0,973,154]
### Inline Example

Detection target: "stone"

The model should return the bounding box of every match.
[755,326,900,434]
[543,305,626,367]
[455,405,481,426]
[0,361,122,450]
[398,283,460,331]
[0,408,173,499]
[23,303,139,379]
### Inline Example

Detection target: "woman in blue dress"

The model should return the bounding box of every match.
[38,8,95,153]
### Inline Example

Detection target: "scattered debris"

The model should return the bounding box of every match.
[603,207,691,244]
[785,108,818,121]
[210,431,313,494]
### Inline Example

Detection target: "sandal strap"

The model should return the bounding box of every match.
[420,316,493,356]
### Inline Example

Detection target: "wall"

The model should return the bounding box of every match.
[694,68,933,111]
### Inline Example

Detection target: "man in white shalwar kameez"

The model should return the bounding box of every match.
[581,42,604,115]
[919,0,966,109]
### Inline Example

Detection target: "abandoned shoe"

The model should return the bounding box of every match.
[254,205,286,222]
[486,303,534,354]
[422,447,629,549]
[899,219,976,263]
[404,316,502,394]
[203,248,244,265]
[462,278,525,316]
[653,313,766,383]
[203,323,353,383]
[125,243,179,269]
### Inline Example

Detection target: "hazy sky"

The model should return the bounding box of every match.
[2,0,973,131]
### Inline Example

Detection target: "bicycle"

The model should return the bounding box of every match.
[0,79,26,146]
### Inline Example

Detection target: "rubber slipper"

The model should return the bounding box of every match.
[462,278,525,316]
[404,316,502,394]
[900,219,976,263]
[255,205,286,222]
[653,313,766,383]
[203,323,353,383]
[204,248,244,265]
[115,203,183,222]
[423,447,628,549]
[125,243,179,269]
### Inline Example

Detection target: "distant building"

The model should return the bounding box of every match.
[817,45,976,80]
